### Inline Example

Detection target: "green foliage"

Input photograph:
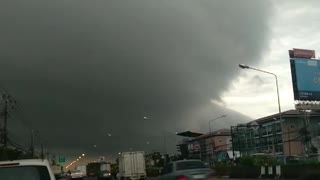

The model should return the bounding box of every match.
[213,162,233,176]
[238,155,278,167]
[238,156,255,166]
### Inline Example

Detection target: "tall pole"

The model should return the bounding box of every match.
[3,99,7,148]
[163,135,166,165]
[41,143,44,159]
[30,130,34,157]
[208,115,227,162]
[231,126,235,161]
[288,126,291,156]
[239,64,285,164]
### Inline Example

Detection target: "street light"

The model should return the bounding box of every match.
[208,115,228,161]
[208,115,228,137]
[238,64,282,121]
[239,64,285,163]
[82,154,85,157]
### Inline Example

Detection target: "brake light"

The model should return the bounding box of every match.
[0,163,20,167]
[208,172,216,178]
[176,175,187,180]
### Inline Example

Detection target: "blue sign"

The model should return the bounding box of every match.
[291,58,320,100]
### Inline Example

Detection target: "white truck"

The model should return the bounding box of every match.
[51,164,62,177]
[119,151,146,180]
[75,165,87,177]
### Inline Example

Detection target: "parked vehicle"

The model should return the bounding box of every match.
[70,169,85,179]
[51,164,63,178]
[119,151,146,180]
[75,165,87,177]
[0,159,56,180]
[99,163,112,180]
[87,162,112,179]
[158,160,216,180]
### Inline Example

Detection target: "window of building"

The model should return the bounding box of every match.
[267,125,273,134]
[267,137,273,145]
[218,139,222,143]
[261,127,267,136]
[275,123,282,132]
[276,145,283,152]
[276,134,282,144]
[290,124,295,129]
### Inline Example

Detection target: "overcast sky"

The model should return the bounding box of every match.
[0,0,316,164]
[222,0,320,118]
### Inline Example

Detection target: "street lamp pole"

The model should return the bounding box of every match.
[209,115,228,138]
[208,115,227,162]
[239,64,286,164]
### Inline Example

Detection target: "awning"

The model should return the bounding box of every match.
[176,131,203,137]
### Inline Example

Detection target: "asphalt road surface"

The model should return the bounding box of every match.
[84,177,280,180]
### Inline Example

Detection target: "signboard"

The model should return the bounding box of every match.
[58,156,65,163]
[290,58,320,101]
[188,142,200,152]
[289,48,315,59]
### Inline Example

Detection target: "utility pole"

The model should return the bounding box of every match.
[41,143,44,159]
[30,130,34,157]
[288,126,291,156]
[231,126,235,161]
[0,92,15,161]
[3,99,7,148]
[163,135,166,165]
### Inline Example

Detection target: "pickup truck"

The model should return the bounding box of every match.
[0,159,56,179]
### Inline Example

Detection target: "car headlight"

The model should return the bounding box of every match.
[103,173,111,176]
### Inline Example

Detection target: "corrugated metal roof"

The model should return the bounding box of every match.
[247,109,320,125]
[176,131,203,137]
[190,129,231,141]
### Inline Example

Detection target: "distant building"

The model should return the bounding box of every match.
[177,129,233,163]
[231,110,320,161]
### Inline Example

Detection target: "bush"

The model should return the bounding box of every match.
[238,155,278,167]
[229,165,260,179]
[146,167,161,177]
[213,163,232,176]
[282,164,320,179]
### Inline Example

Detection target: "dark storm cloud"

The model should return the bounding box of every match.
[0,0,272,157]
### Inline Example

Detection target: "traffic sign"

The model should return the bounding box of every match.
[58,156,65,163]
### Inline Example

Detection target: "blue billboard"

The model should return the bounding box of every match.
[291,58,320,101]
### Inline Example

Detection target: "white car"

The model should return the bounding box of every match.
[70,169,85,179]
[0,159,56,180]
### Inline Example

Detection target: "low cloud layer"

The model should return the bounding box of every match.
[0,0,272,159]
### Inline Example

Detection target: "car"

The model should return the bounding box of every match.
[158,160,216,180]
[70,169,86,179]
[98,170,112,180]
[0,159,56,180]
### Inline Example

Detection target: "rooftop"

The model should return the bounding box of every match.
[246,109,320,125]
[176,131,203,137]
[190,128,231,142]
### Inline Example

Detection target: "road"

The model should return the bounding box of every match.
[85,177,280,180]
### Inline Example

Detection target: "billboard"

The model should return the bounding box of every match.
[290,58,320,101]
[289,48,315,59]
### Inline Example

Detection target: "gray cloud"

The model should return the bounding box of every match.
[0,0,272,159]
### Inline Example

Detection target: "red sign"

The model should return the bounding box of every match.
[293,48,315,59]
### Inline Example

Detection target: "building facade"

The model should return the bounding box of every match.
[231,110,320,161]
[187,129,232,162]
